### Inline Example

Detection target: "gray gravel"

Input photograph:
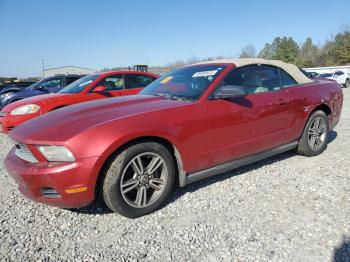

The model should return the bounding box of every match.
[1,89,350,262]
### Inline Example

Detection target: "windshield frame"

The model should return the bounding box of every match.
[59,74,100,94]
[140,64,228,101]
[25,78,48,90]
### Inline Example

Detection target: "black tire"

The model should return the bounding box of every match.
[102,142,175,218]
[297,110,329,157]
[344,79,349,88]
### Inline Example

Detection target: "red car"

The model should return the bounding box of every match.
[4,59,343,218]
[0,71,158,133]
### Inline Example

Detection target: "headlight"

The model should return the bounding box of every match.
[0,92,13,99]
[37,145,76,162]
[10,104,41,115]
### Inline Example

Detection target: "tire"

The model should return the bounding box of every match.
[102,142,175,218]
[344,79,349,88]
[297,110,329,157]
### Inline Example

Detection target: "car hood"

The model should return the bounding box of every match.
[1,93,68,112]
[10,95,191,143]
[0,86,24,94]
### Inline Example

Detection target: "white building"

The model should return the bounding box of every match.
[44,66,95,77]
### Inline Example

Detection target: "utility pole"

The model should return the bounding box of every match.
[41,59,45,78]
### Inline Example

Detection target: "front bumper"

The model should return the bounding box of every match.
[4,148,99,208]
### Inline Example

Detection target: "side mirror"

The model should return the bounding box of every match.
[93,85,107,93]
[36,86,49,92]
[213,85,247,99]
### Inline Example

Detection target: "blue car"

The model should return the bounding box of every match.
[0,75,84,110]
[0,81,36,93]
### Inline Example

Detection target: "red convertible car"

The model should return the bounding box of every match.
[5,58,343,218]
[0,71,158,133]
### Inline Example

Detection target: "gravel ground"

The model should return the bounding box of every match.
[1,89,350,262]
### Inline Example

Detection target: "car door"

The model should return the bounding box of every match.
[123,74,157,95]
[205,65,293,166]
[335,71,346,85]
[89,74,125,99]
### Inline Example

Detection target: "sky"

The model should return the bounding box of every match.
[1,0,349,77]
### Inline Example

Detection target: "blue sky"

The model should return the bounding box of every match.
[1,0,349,77]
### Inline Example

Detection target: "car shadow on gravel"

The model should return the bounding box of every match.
[168,130,338,205]
[333,235,350,262]
[69,130,338,216]
[328,130,338,144]
[69,199,113,215]
[167,150,297,203]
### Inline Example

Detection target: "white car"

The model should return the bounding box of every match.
[319,71,349,88]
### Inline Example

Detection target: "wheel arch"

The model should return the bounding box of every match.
[297,103,332,141]
[95,135,186,199]
[310,103,332,117]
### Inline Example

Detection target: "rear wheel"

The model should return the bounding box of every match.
[297,110,329,156]
[344,79,349,88]
[102,142,175,218]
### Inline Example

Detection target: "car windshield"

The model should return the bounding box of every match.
[25,79,45,90]
[59,74,99,94]
[140,65,226,101]
[320,73,333,77]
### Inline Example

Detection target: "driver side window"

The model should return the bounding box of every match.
[40,78,62,89]
[94,75,124,91]
[218,65,282,95]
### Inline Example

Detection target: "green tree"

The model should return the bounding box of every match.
[334,32,350,65]
[258,37,299,64]
[298,37,320,67]
[273,37,300,64]
[258,43,275,59]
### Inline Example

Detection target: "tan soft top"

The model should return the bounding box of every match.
[193,58,312,84]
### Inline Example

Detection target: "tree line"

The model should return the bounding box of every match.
[167,27,350,69]
[240,28,350,68]
[98,26,350,74]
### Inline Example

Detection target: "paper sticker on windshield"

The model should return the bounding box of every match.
[79,80,93,87]
[160,76,173,84]
[192,70,218,78]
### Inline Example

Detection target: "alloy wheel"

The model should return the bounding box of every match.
[307,116,327,151]
[120,152,168,208]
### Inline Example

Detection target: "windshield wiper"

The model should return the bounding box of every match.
[151,93,194,102]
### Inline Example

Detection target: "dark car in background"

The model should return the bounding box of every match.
[0,81,36,92]
[0,75,84,109]
[308,71,320,78]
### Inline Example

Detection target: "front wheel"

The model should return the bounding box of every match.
[102,142,175,218]
[297,110,329,157]
[344,79,349,88]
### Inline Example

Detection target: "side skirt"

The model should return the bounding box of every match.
[185,141,298,185]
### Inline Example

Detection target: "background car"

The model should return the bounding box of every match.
[319,71,349,87]
[0,81,36,92]
[0,71,158,133]
[0,75,84,110]
[4,58,343,218]
[307,71,320,78]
